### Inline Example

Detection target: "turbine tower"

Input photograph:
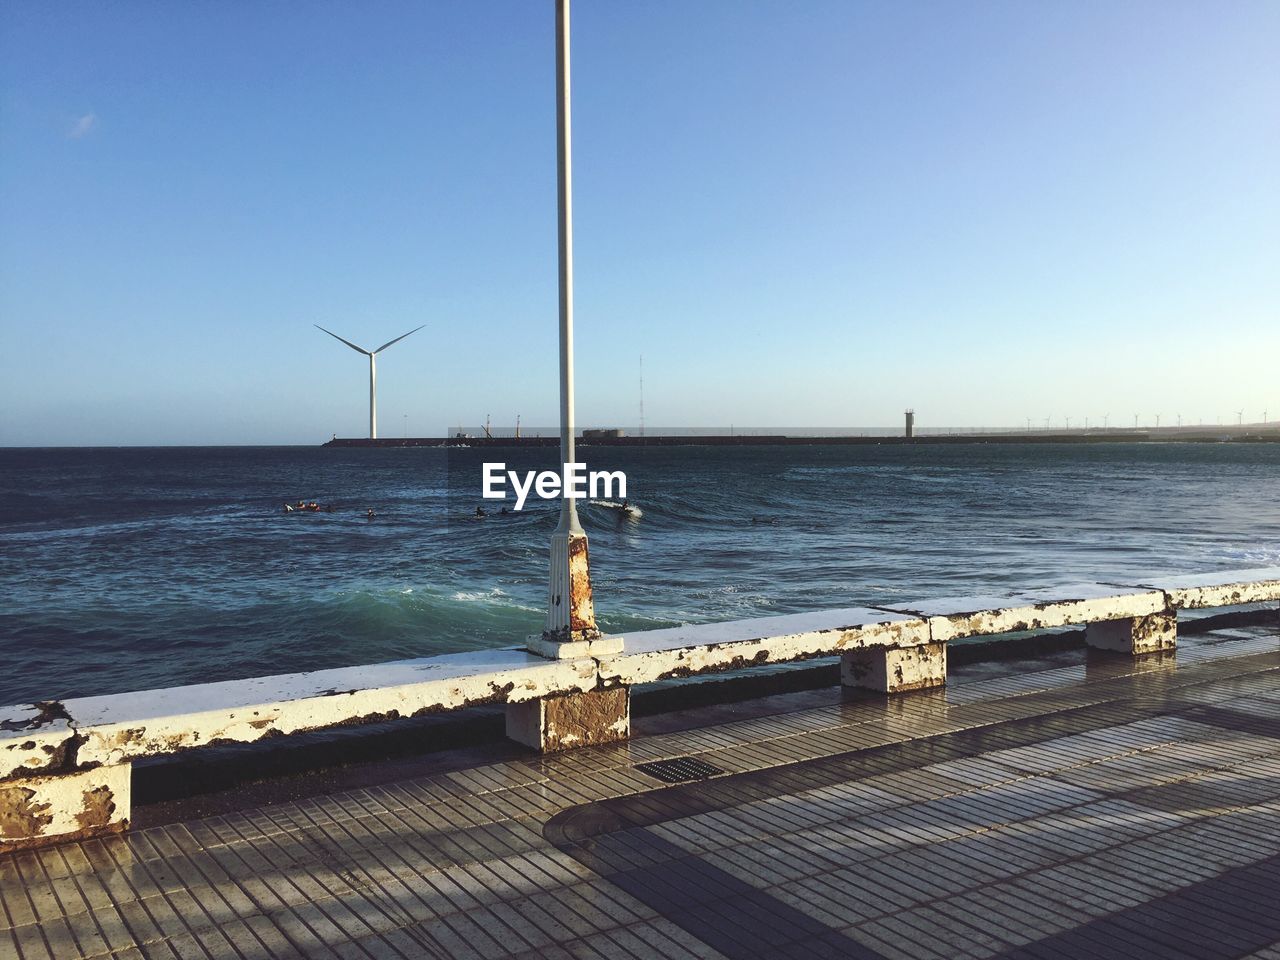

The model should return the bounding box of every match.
[316,324,424,439]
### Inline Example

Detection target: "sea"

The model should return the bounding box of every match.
[2,442,1278,706]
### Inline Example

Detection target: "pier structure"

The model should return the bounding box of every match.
[3,567,1277,852]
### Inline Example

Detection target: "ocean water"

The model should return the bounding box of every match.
[2,442,1277,705]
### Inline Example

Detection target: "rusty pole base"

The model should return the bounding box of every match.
[534,528,623,659]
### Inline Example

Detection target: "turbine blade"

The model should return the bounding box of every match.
[315,324,370,355]
[372,324,426,355]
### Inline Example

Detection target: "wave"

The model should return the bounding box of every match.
[588,500,643,518]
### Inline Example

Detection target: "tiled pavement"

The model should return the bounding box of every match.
[3,625,1280,960]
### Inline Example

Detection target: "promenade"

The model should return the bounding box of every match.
[3,622,1279,959]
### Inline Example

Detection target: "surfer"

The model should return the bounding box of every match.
[366,508,375,519]
[475,506,486,518]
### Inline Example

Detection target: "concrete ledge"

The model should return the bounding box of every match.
[1108,566,1280,610]
[596,607,929,686]
[5,571,1277,780]
[873,582,1170,642]
[3,648,595,779]
[2,565,1276,849]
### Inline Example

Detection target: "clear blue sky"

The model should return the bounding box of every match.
[2,1,1277,444]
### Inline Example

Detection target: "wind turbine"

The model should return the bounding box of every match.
[315,324,425,439]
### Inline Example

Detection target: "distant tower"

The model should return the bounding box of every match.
[638,354,645,438]
[905,409,915,438]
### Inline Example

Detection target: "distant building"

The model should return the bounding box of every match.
[583,428,625,440]
[905,409,915,438]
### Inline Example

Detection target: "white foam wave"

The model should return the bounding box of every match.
[589,500,643,518]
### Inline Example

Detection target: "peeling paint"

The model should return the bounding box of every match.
[0,785,53,839]
[0,701,71,733]
[598,608,931,686]
[14,650,600,770]
[567,534,597,634]
[74,785,116,831]
[876,587,1170,643]
[0,763,129,849]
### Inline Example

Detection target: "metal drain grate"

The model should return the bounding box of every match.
[635,756,725,784]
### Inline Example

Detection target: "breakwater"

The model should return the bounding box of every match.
[323,429,1280,448]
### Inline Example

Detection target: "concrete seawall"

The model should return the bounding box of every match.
[4,566,1277,850]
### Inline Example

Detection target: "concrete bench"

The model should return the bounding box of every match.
[3,566,1277,851]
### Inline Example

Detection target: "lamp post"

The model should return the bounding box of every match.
[529,0,620,659]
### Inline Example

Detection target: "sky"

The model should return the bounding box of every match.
[1,0,1277,445]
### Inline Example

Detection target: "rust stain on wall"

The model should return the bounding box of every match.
[542,688,628,751]
[0,785,54,839]
[566,535,597,634]
[74,785,117,831]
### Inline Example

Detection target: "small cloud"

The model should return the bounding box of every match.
[67,113,97,139]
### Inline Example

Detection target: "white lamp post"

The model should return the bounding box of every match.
[529,0,621,659]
